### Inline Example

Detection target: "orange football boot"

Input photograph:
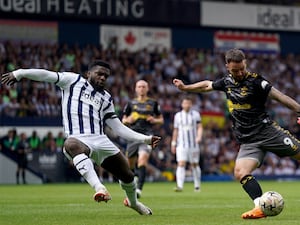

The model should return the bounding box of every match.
[241,206,266,219]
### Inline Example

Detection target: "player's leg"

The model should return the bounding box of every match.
[190,148,201,192]
[191,163,201,192]
[240,123,300,219]
[135,143,151,198]
[126,142,139,175]
[175,160,186,191]
[21,167,26,184]
[101,152,137,203]
[174,146,188,191]
[236,158,266,219]
[136,144,152,197]
[235,145,265,219]
[235,158,262,202]
[101,151,152,215]
[127,155,138,174]
[16,166,20,184]
[63,137,110,202]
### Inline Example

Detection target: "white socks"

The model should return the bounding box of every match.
[120,179,137,207]
[192,165,201,189]
[254,197,261,207]
[73,153,106,192]
[176,166,185,189]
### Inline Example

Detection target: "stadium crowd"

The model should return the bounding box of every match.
[1,41,300,182]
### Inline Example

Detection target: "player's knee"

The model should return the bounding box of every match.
[233,167,244,181]
[138,156,148,166]
[64,138,89,157]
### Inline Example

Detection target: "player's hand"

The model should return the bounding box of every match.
[297,117,300,125]
[173,79,185,90]
[1,72,17,86]
[123,115,136,125]
[146,115,155,123]
[151,135,161,148]
[171,146,176,154]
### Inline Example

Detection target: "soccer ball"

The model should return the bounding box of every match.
[259,191,284,216]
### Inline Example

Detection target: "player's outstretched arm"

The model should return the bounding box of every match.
[173,79,213,93]
[1,69,58,85]
[269,87,300,113]
[269,87,300,125]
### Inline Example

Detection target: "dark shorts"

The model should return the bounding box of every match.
[237,122,300,167]
[17,155,27,168]
[126,141,152,158]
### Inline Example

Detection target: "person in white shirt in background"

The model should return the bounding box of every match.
[171,96,203,192]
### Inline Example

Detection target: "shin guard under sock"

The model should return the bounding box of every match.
[240,174,262,200]
[137,166,146,190]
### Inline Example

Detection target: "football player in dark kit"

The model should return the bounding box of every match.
[122,80,164,198]
[173,48,300,219]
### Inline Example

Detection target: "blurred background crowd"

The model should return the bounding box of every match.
[1,41,300,183]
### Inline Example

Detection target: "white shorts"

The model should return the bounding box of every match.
[69,134,120,165]
[176,146,200,163]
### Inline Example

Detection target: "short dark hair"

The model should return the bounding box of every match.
[225,49,245,63]
[182,95,193,102]
[88,60,111,71]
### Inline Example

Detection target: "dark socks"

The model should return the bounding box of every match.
[240,174,262,200]
[16,171,19,184]
[22,170,26,184]
[137,166,146,190]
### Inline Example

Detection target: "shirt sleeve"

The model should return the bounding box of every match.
[256,76,272,94]
[13,69,59,83]
[13,69,80,89]
[195,111,201,123]
[212,77,226,92]
[173,113,179,128]
[56,72,81,89]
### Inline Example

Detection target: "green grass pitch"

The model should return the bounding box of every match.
[0,181,299,225]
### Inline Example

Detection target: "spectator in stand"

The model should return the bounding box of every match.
[27,130,41,152]
[17,97,29,117]
[42,131,56,153]
[1,129,19,156]
[16,132,29,184]
[55,131,65,152]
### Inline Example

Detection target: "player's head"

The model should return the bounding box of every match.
[135,80,149,97]
[181,96,193,112]
[86,60,111,91]
[225,49,247,82]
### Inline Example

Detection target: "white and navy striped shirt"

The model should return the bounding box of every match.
[173,110,201,149]
[56,72,116,136]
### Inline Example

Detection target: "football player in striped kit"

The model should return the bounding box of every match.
[171,96,203,192]
[1,60,161,215]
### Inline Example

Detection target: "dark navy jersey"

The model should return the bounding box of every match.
[212,72,272,143]
[123,97,162,135]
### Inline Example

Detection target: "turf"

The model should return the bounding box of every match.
[0,181,299,225]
